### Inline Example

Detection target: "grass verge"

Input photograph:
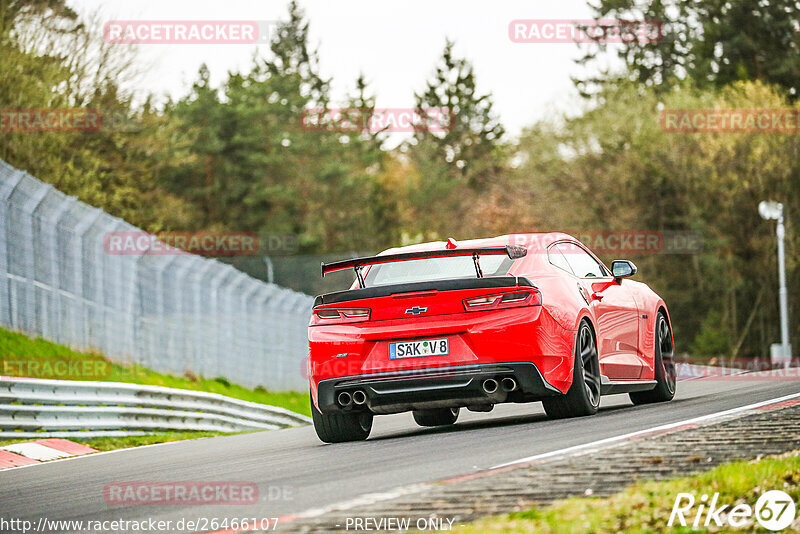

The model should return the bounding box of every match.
[456,451,800,533]
[0,326,310,416]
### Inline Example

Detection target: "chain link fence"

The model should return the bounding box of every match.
[0,159,313,391]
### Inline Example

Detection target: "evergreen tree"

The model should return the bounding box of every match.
[405,40,506,238]
[575,0,800,98]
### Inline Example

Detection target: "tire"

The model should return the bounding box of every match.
[630,312,676,405]
[311,397,372,443]
[413,407,460,427]
[543,321,601,419]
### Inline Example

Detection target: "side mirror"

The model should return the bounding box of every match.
[611,260,637,281]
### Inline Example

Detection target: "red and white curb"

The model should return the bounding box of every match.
[0,438,97,469]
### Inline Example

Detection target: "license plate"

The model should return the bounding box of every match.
[389,338,449,359]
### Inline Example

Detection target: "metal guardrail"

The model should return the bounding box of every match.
[0,377,311,438]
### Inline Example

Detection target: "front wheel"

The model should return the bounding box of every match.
[311,398,372,443]
[413,407,460,427]
[543,321,601,419]
[630,312,676,404]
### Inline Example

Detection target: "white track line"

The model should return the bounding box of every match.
[263,390,800,526]
[490,390,800,469]
[289,484,432,520]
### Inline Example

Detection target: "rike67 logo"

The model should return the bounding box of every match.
[669,490,796,531]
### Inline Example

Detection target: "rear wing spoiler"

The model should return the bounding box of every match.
[321,245,527,287]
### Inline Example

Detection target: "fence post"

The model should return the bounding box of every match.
[36,192,75,344]
[0,168,25,328]
[73,207,104,350]
[191,260,218,380]
[16,176,50,336]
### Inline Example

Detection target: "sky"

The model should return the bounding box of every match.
[68,0,619,141]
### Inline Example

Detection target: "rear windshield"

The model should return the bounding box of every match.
[363,255,514,287]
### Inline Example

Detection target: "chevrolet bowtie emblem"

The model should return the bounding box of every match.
[405,306,428,315]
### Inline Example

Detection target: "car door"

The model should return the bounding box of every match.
[556,242,642,380]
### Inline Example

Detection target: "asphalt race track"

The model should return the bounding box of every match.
[2,373,799,532]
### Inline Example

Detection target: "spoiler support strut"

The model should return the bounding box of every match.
[472,252,483,278]
[355,265,366,288]
[321,245,527,286]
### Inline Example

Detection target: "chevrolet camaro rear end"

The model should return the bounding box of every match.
[308,234,675,443]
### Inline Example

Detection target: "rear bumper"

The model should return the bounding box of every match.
[316,362,562,415]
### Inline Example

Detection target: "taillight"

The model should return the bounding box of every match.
[314,307,371,323]
[463,290,541,312]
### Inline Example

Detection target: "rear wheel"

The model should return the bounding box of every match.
[630,312,676,404]
[311,397,372,443]
[543,321,601,419]
[413,407,460,427]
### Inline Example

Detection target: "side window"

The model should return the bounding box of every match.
[557,242,607,278]
[547,246,573,274]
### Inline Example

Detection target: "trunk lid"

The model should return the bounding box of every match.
[313,276,535,322]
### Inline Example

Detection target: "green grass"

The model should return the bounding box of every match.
[456,451,800,533]
[0,431,244,452]
[0,326,310,417]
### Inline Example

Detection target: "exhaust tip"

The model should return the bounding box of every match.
[501,377,518,392]
[352,390,367,405]
[337,391,353,407]
[482,378,499,394]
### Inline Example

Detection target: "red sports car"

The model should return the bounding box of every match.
[308,233,676,443]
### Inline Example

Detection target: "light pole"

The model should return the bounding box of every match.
[263,256,274,284]
[759,201,791,368]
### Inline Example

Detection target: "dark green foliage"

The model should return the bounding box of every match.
[575,0,800,98]
[405,40,506,239]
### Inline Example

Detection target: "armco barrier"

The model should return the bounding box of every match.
[0,376,310,438]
